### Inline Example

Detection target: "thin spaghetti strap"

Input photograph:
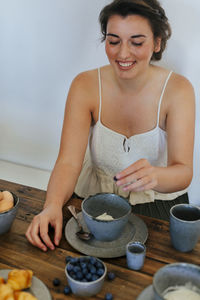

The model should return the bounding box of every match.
[156,70,173,126]
[97,68,102,121]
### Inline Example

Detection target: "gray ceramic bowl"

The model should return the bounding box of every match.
[153,263,200,300]
[81,193,131,241]
[0,191,19,235]
[65,256,107,297]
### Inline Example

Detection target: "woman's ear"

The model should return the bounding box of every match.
[154,37,161,53]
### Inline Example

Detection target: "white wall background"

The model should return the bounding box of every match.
[0,0,199,204]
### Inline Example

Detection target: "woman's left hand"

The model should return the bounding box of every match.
[114,159,158,192]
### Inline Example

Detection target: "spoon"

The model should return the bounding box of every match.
[68,205,93,240]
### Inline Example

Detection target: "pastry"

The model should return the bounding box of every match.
[0,283,14,300]
[7,269,33,291]
[0,198,14,213]
[2,191,14,202]
[0,192,3,201]
[0,277,6,284]
[0,191,14,213]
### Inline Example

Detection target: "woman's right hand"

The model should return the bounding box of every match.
[25,204,63,252]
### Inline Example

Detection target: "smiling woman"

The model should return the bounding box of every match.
[25,0,195,252]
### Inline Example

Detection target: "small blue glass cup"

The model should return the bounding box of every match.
[126,241,146,271]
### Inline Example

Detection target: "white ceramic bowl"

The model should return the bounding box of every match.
[65,256,107,297]
[0,191,19,235]
[81,193,131,241]
[153,263,200,300]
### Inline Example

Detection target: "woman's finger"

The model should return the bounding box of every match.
[115,159,148,179]
[54,220,62,246]
[39,220,55,250]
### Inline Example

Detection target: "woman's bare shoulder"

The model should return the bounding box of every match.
[159,70,195,110]
[70,69,98,90]
[169,72,194,97]
[67,68,99,106]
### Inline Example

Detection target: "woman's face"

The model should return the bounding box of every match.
[105,14,160,80]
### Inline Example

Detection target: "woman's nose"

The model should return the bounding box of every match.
[118,42,131,59]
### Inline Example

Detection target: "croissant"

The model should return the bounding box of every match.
[0,283,14,300]
[0,277,6,284]
[0,191,3,201]
[7,269,33,291]
[14,291,37,300]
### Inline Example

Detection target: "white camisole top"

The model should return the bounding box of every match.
[75,68,186,205]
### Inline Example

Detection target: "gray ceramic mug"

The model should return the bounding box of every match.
[170,204,200,252]
[126,241,146,270]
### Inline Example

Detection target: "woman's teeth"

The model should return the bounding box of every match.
[118,62,135,67]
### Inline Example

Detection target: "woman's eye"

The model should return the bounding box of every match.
[131,42,143,46]
[108,41,120,45]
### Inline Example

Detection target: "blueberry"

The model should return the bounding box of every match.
[95,261,104,269]
[85,273,92,281]
[73,265,81,273]
[90,266,97,274]
[87,263,93,269]
[70,257,78,264]
[53,278,61,286]
[90,256,97,265]
[91,274,99,281]
[63,285,71,295]
[80,262,87,269]
[105,293,113,300]
[67,263,73,272]
[81,278,88,282]
[69,270,76,278]
[107,272,116,281]
[76,271,83,280]
[65,255,72,263]
[82,268,88,275]
[97,268,104,277]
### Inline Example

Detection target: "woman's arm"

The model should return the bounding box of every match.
[45,72,94,208]
[115,74,195,193]
[26,71,96,250]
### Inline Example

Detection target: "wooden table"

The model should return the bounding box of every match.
[0,179,199,299]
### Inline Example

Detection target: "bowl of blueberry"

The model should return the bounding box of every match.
[65,255,107,297]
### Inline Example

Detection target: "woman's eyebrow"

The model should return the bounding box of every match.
[131,34,146,38]
[106,33,120,38]
[106,33,146,38]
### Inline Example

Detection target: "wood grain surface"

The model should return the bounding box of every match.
[0,179,199,299]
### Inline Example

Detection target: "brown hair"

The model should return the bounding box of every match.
[99,0,171,61]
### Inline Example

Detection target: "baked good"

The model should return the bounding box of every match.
[0,192,3,201]
[0,283,14,300]
[0,191,14,213]
[0,277,6,284]
[7,269,33,291]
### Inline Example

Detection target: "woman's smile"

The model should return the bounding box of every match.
[117,60,137,70]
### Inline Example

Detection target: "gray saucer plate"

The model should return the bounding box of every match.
[0,269,51,300]
[136,285,154,300]
[65,212,148,258]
